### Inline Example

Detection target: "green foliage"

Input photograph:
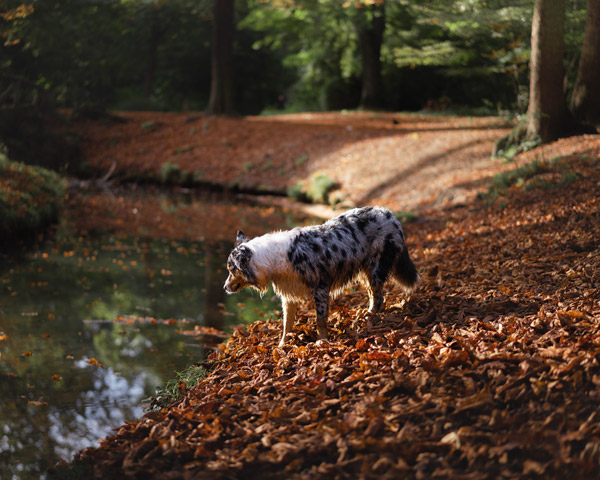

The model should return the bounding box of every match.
[244,0,547,111]
[489,160,547,194]
[0,148,67,235]
[287,173,337,204]
[394,211,419,224]
[193,169,204,182]
[158,160,181,183]
[294,154,309,166]
[286,181,305,201]
[146,364,208,410]
[158,160,192,185]
[287,182,306,201]
[493,120,540,160]
[484,156,583,200]
[307,174,337,204]
[141,120,161,131]
[0,0,589,114]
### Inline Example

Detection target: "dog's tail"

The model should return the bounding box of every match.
[393,246,419,292]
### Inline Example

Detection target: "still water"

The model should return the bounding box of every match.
[0,194,309,479]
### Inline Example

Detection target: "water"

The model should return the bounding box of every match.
[0,194,309,479]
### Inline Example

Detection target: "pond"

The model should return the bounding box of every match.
[0,190,311,479]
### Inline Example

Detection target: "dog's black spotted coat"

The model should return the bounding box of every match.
[224,206,418,345]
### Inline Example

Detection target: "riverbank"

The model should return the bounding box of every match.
[50,112,600,478]
[69,110,514,214]
[0,153,66,249]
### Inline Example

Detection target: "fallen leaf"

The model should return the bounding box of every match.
[86,357,104,368]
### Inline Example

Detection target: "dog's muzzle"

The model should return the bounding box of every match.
[224,276,239,294]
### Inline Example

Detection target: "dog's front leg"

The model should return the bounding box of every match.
[313,286,330,342]
[278,299,298,347]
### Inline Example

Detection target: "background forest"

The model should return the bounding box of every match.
[0,0,588,116]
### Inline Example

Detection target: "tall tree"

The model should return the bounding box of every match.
[357,1,386,110]
[570,0,600,126]
[526,0,568,143]
[207,0,235,115]
[143,4,162,98]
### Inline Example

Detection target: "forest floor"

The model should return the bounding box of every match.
[69,111,514,217]
[56,112,600,479]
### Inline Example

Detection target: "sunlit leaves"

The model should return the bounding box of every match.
[0,3,34,46]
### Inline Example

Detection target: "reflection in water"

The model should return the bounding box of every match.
[0,198,308,479]
[47,365,151,461]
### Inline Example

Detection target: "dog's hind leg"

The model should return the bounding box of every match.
[366,280,384,313]
[313,286,330,342]
[367,239,398,313]
[278,299,298,347]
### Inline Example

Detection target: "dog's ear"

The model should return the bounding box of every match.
[235,230,249,247]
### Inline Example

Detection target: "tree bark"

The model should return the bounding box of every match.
[358,2,386,110]
[570,0,600,126]
[207,0,235,115]
[526,0,568,143]
[144,10,160,98]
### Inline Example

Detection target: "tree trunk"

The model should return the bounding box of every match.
[526,0,568,143]
[144,12,160,98]
[570,0,600,126]
[358,2,386,110]
[207,0,235,115]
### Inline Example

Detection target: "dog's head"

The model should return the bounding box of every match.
[224,230,256,294]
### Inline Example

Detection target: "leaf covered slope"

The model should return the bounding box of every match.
[68,147,600,479]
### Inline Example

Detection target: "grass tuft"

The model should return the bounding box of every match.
[145,364,208,411]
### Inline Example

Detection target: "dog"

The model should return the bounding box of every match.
[223,206,418,347]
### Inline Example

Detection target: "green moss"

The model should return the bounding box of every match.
[294,154,309,167]
[287,174,337,204]
[140,120,161,131]
[286,181,306,201]
[193,169,204,182]
[306,174,336,204]
[158,160,192,185]
[394,211,419,224]
[483,156,586,201]
[0,149,67,235]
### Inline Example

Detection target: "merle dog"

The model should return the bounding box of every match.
[224,206,418,346]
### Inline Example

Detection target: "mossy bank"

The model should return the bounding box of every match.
[0,150,67,244]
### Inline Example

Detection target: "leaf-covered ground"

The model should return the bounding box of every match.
[58,113,600,479]
[70,111,513,212]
